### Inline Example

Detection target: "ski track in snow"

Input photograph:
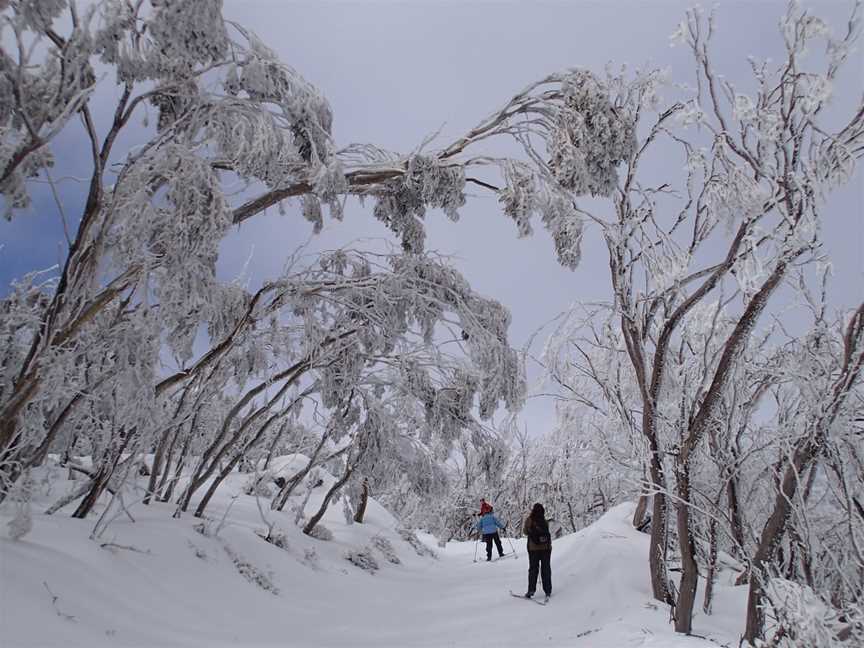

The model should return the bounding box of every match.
[1,458,745,648]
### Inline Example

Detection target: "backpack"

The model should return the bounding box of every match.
[528,519,550,545]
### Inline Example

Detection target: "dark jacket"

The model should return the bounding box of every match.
[523,515,552,552]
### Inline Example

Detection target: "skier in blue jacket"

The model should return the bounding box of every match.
[475,506,506,561]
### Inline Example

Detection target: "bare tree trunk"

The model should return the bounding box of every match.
[160,433,191,504]
[155,426,181,499]
[673,462,699,634]
[194,411,282,518]
[272,433,328,511]
[633,492,649,530]
[353,477,369,523]
[647,451,673,604]
[144,425,173,505]
[71,431,132,519]
[71,465,111,519]
[726,469,746,559]
[703,517,718,615]
[303,463,353,535]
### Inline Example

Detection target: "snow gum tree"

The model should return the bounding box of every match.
[0,0,531,505]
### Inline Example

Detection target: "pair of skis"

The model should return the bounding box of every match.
[473,551,517,563]
[509,590,550,606]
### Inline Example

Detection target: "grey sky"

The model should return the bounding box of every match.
[1,0,861,435]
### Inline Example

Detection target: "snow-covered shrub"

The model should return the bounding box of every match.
[303,547,319,567]
[763,579,863,647]
[345,547,379,573]
[7,501,32,541]
[6,471,33,541]
[370,535,401,565]
[397,528,438,559]
[223,545,279,595]
[261,528,290,551]
[242,472,275,498]
[187,540,208,561]
[307,524,333,542]
[192,521,214,538]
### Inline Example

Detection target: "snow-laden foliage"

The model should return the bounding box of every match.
[370,534,401,565]
[372,155,466,253]
[345,547,379,573]
[547,70,636,197]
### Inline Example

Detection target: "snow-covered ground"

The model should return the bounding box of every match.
[1,458,746,647]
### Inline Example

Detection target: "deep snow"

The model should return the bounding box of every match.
[1,458,746,647]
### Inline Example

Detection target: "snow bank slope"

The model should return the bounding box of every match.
[1,456,439,648]
[2,467,745,647]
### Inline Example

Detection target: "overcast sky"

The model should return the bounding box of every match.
[1,0,862,435]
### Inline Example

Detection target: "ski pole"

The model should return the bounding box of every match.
[504,521,518,558]
[473,535,480,563]
[506,533,517,558]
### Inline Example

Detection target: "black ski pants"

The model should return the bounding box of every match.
[483,532,504,559]
[527,548,552,595]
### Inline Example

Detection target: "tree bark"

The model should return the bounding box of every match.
[673,460,699,634]
[633,492,649,530]
[353,478,369,523]
[703,517,718,615]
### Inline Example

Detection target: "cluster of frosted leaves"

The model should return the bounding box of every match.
[106,144,232,362]
[498,163,584,269]
[816,140,856,191]
[224,37,334,164]
[0,19,93,216]
[373,155,466,253]
[20,307,160,454]
[94,0,228,84]
[0,143,53,219]
[206,283,250,343]
[298,251,524,434]
[704,150,774,227]
[11,0,67,31]
[0,275,51,401]
[390,255,525,419]
[548,71,636,197]
[320,341,366,409]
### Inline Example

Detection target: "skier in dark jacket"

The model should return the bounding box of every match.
[475,506,506,561]
[522,502,552,598]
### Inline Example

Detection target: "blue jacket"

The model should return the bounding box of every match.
[476,512,505,535]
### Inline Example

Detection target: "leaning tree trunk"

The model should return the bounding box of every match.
[194,411,281,518]
[272,433,328,511]
[303,463,353,535]
[71,432,132,518]
[632,491,649,530]
[160,434,191,504]
[353,477,369,523]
